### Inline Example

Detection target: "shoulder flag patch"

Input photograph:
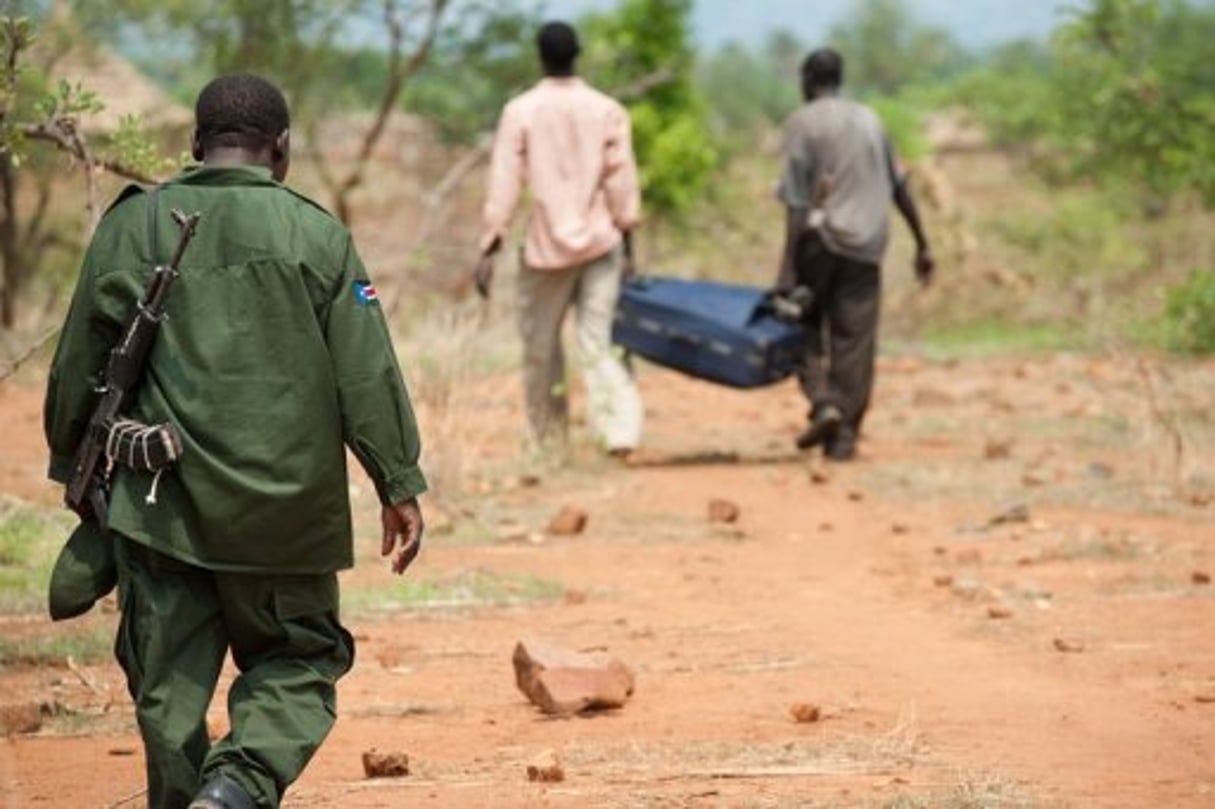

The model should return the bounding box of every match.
[353,280,379,305]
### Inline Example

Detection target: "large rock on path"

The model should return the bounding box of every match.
[512,639,635,716]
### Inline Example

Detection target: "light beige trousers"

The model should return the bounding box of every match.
[516,247,643,451]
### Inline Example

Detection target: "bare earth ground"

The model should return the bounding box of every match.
[1,346,1214,808]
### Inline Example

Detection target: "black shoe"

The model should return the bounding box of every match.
[189,774,256,809]
[795,404,842,450]
[824,427,857,461]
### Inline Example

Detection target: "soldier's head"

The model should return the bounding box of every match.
[192,74,291,181]
[537,21,580,77]
[801,48,844,100]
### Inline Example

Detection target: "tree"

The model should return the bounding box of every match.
[1054,0,1215,207]
[579,0,716,220]
[825,0,968,97]
[0,12,164,331]
[79,0,452,223]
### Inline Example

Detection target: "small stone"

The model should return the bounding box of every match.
[1192,571,1211,586]
[954,548,983,565]
[1053,637,1085,653]
[789,703,822,723]
[518,474,542,488]
[809,466,832,484]
[708,498,740,524]
[932,573,953,587]
[986,503,1030,527]
[847,490,864,502]
[818,522,834,532]
[1194,692,1215,704]
[983,439,1013,460]
[891,523,910,535]
[362,749,410,779]
[1021,468,1049,487]
[547,506,588,536]
[987,605,1014,620]
[526,749,565,783]
[563,589,588,605]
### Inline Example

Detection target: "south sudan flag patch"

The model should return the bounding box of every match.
[353,280,379,305]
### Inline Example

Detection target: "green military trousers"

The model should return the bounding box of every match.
[113,535,354,809]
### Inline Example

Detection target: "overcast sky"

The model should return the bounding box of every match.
[539,0,1070,50]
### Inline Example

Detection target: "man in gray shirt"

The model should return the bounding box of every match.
[776,48,934,460]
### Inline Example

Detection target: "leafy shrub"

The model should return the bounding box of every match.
[1163,269,1215,354]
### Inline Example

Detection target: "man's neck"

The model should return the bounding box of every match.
[202,148,271,169]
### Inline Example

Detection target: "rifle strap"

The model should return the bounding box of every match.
[146,185,161,265]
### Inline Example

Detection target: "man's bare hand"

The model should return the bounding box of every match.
[381,498,423,575]
[914,246,935,288]
[473,253,495,299]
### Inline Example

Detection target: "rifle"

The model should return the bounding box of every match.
[64,206,202,522]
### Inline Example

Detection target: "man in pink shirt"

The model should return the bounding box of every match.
[475,20,643,456]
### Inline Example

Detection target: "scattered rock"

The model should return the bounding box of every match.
[1187,491,1213,507]
[0,702,42,736]
[983,439,1013,460]
[1195,692,1215,704]
[932,545,948,556]
[818,522,834,533]
[547,506,588,536]
[950,577,987,600]
[808,465,832,485]
[954,548,983,565]
[985,503,1030,528]
[1192,571,1211,586]
[1021,468,1049,487]
[363,749,410,778]
[932,573,954,587]
[987,605,1014,620]
[512,639,635,715]
[891,523,910,535]
[1086,462,1115,480]
[847,490,864,502]
[563,589,588,605]
[789,703,822,723]
[1053,637,1086,653]
[526,749,565,783]
[707,498,740,524]
[107,747,137,756]
[517,473,542,488]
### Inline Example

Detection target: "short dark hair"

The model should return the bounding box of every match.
[537,21,580,73]
[195,74,290,151]
[801,48,844,89]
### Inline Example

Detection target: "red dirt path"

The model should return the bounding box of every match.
[1,351,1213,808]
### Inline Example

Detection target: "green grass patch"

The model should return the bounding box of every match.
[916,319,1080,358]
[0,624,113,668]
[0,502,74,614]
[344,567,564,615]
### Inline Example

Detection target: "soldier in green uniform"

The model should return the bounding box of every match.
[43,75,427,809]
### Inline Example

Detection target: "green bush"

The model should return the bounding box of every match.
[1163,269,1215,354]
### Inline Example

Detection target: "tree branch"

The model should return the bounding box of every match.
[331,0,449,223]
[0,323,59,382]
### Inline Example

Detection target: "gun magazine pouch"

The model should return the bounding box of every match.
[99,418,183,472]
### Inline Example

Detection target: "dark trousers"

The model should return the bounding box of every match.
[794,235,881,433]
[114,536,354,808]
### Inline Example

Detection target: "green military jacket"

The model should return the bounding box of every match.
[44,165,427,573]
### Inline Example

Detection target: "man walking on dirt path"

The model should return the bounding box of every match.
[475,20,644,458]
[777,48,935,461]
[44,74,427,809]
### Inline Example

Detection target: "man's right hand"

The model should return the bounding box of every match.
[381,498,424,575]
[473,253,495,299]
[474,236,502,299]
[914,245,935,288]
